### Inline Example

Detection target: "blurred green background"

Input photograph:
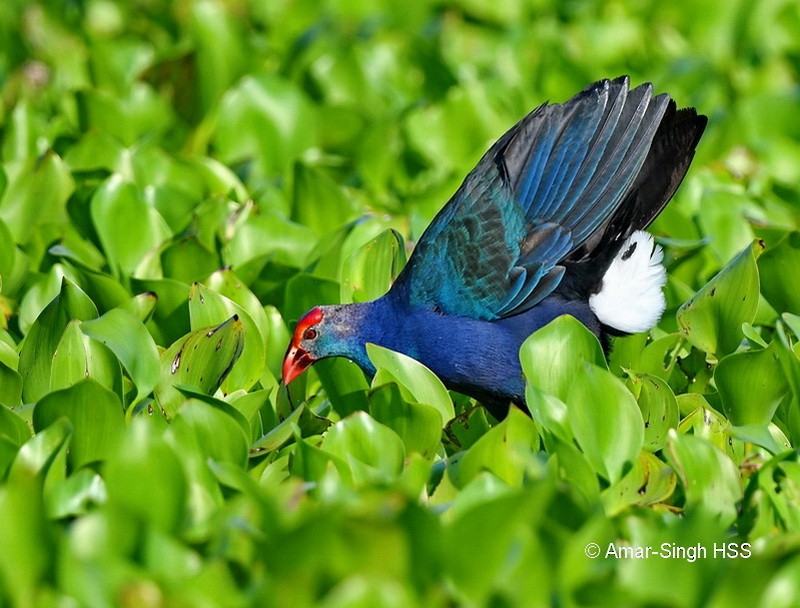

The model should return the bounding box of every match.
[1,0,800,606]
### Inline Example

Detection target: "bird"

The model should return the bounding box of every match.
[282,76,707,419]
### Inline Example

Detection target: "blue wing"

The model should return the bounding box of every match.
[390,77,672,320]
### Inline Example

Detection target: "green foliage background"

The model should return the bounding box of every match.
[1,0,800,606]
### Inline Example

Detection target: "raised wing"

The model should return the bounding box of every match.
[390,77,680,320]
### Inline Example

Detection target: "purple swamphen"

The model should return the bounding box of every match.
[283,76,707,418]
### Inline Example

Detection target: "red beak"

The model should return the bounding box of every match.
[282,345,314,385]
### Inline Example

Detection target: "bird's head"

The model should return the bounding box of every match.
[282,300,384,385]
[282,306,327,385]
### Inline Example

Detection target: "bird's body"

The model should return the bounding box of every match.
[283,77,707,417]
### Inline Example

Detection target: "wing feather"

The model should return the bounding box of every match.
[390,77,704,320]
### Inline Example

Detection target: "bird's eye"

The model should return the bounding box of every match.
[303,328,317,340]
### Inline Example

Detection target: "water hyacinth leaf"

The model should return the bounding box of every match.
[119,291,158,323]
[567,363,644,483]
[525,384,573,448]
[0,340,22,407]
[292,162,359,236]
[601,450,677,515]
[0,405,31,447]
[758,232,800,315]
[172,399,249,469]
[45,469,107,520]
[368,383,442,460]
[756,452,800,532]
[19,278,98,403]
[227,210,317,269]
[340,228,407,304]
[214,73,316,176]
[154,315,244,418]
[90,174,172,275]
[444,486,549,604]
[444,406,493,452]
[550,439,601,505]
[0,218,15,281]
[520,314,606,403]
[677,400,745,461]
[313,357,370,417]
[130,277,191,345]
[0,468,51,608]
[729,424,788,455]
[457,407,538,488]
[664,430,741,525]
[33,380,125,472]
[80,308,160,406]
[677,239,763,356]
[174,385,250,437]
[367,343,455,425]
[9,417,72,481]
[161,236,220,284]
[321,411,405,487]
[18,263,82,337]
[290,437,352,485]
[630,374,680,451]
[250,403,303,454]
[189,282,264,393]
[0,437,18,481]
[283,273,340,326]
[50,320,122,395]
[104,419,187,532]
[715,340,790,425]
[0,151,73,244]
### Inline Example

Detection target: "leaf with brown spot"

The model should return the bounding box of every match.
[154,315,244,418]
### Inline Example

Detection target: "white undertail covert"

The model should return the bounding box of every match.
[589,231,667,334]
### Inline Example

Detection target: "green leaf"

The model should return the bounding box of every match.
[457,407,538,487]
[172,399,249,468]
[321,411,405,487]
[290,437,352,485]
[525,384,573,448]
[33,380,125,471]
[9,417,72,481]
[0,405,31,447]
[214,73,315,176]
[0,340,22,407]
[0,218,15,282]
[665,430,742,525]
[716,340,790,425]
[340,229,406,304]
[601,450,677,515]
[368,383,442,460]
[119,291,158,323]
[520,314,606,403]
[567,363,644,483]
[81,308,161,406]
[313,357,370,417]
[19,278,98,403]
[50,320,122,395]
[629,374,680,451]
[154,315,245,418]
[227,210,317,269]
[0,151,73,243]
[0,469,51,608]
[758,232,800,315]
[677,239,763,356]
[292,162,359,235]
[189,282,264,393]
[90,175,172,275]
[161,236,220,283]
[104,419,187,532]
[367,343,455,425]
[45,469,106,519]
